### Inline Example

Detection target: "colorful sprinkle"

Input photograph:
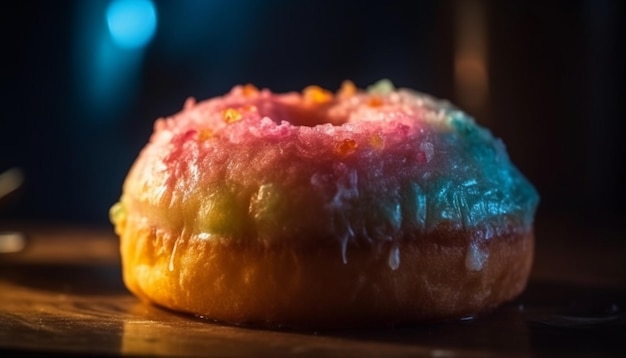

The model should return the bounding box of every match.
[336,138,358,156]
[198,129,214,141]
[338,80,357,99]
[303,85,333,104]
[367,79,395,95]
[367,96,384,107]
[242,84,258,97]
[222,108,242,123]
[369,133,385,149]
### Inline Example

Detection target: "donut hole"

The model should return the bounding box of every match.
[288,104,349,127]
[259,102,349,127]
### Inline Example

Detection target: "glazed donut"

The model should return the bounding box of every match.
[110,80,539,328]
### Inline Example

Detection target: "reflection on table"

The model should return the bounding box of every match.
[0,220,624,357]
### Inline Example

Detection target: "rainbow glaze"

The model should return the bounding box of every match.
[113,80,539,263]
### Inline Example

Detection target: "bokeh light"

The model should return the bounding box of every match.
[106,0,157,49]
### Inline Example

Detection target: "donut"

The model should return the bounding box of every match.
[109,80,539,328]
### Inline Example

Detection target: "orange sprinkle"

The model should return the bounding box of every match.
[369,133,385,149]
[198,129,214,141]
[303,85,333,104]
[336,138,358,156]
[242,83,258,97]
[367,96,384,107]
[338,80,357,99]
[222,108,242,123]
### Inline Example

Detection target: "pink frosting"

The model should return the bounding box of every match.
[118,81,538,266]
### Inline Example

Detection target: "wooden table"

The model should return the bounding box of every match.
[1,219,624,357]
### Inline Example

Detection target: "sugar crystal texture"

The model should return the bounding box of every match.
[114,80,539,264]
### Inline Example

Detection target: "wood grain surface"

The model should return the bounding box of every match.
[0,220,624,357]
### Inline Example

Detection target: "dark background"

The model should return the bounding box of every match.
[1,0,624,231]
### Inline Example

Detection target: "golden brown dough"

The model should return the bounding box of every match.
[110,80,539,327]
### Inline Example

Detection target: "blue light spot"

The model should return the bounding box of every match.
[106,0,157,49]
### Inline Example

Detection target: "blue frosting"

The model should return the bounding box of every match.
[404,103,539,235]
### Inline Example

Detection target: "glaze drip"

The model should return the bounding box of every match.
[113,80,539,265]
